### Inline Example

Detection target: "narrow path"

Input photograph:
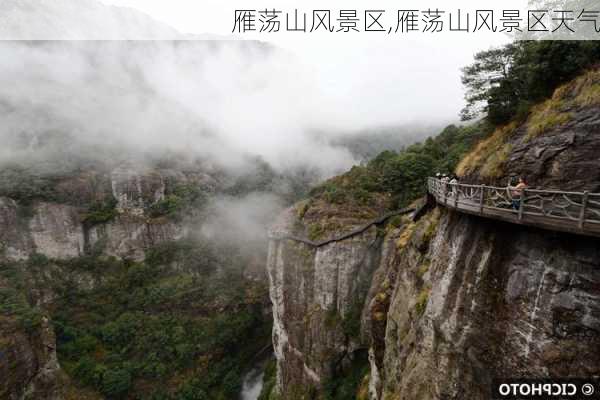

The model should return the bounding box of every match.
[269,206,418,247]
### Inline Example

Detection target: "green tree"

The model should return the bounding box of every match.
[461,41,600,125]
[460,45,516,122]
[100,368,132,398]
[381,152,435,205]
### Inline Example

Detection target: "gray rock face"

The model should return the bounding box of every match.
[29,202,86,259]
[377,211,600,399]
[0,197,30,260]
[268,204,600,400]
[267,98,600,399]
[0,166,194,262]
[87,215,186,261]
[267,207,384,398]
[111,165,165,215]
[462,101,600,192]
[0,301,66,400]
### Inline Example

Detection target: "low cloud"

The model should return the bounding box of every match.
[0,40,360,177]
[199,192,284,248]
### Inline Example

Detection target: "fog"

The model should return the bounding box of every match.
[200,192,284,247]
[0,0,503,251]
[0,40,365,175]
[0,0,507,179]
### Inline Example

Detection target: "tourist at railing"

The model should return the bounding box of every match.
[449,175,459,197]
[441,174,450,196]
[508,176,528,210]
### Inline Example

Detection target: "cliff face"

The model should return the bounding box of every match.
[0,165,198,399]
[0,159,274,399]
[268,207,383,398]
[0,164,214,263]
[374,210,600,399]
[266,72,600,399]
[1,311,63,400]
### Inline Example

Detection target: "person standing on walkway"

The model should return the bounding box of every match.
[509,176,528,210]
[449,175,458,197]
[441,174,450,197]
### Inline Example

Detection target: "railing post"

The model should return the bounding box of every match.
[518,189,525,221]
[444,183,448,205]
[479,186,485,214]
[579,191,589,229]
[454,184,458,208]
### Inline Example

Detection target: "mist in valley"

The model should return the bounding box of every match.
[0,39,450,251]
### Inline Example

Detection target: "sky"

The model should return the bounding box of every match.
[0,0,517,177]
[96,0,512,125]
[0,0,519,242]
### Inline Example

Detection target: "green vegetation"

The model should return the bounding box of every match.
[525,68,600,139]
[458,54,600,179]
[455,122,517,179]
[570,69,600,107]
[257,359,278,400]
[83,197,119,225]
[525,93,573,139]
[0,286,43,332]
[308,43,600,208]
[396,223,416,249]
[342,297,364,339]
[323,351,369,400]
[0,261,46,332]
[414,287,430,316]
[0,166,63,204]
[148,184,207,219]
[416,260,430,280]
[3,238,271,400]
[310,123,490,209]
[461,41,600,125]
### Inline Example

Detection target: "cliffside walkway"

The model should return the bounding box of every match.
[427,177,600,238]
[269,206,417,247]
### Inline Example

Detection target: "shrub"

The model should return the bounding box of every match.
[148,195,183,217]
[414,288,431,316]
[73,356,99,386]
[222,369,242,398]
[396,223,416,249]
[148,184,207,218]
[416,261,430,280]
[0,287,43,332]
[322,351,369,400]
[308,223,326,241]
[342,298,364,339]
[456,122,517,178]
[83,197,119,225]
[99,368,132,398]
[526,96,572,139]
[29,252,50,267]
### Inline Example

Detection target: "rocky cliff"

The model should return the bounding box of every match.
[0,162,217,263]
[0,163,200,399]
[266,70,600,399]
[0,157,275,399]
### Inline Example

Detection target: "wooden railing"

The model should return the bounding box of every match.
[427,178,600,238]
